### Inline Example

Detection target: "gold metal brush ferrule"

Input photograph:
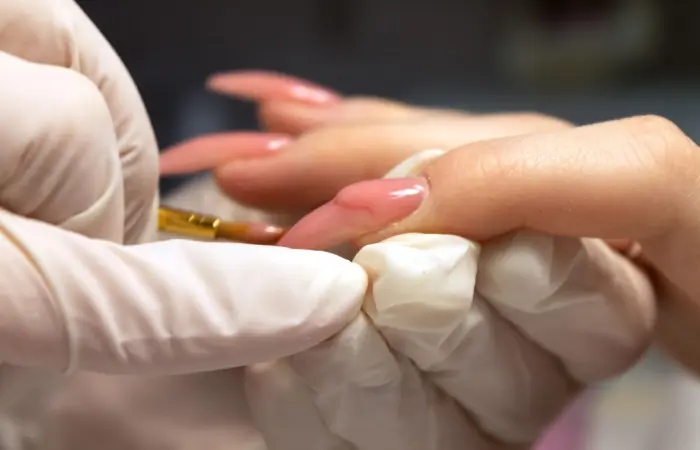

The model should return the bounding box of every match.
[158,206,221,240]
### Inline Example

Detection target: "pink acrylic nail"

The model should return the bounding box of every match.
[159,133,291,175]
[206,71,342,105]
[278,177,428,250]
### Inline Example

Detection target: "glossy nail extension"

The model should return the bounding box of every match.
[206,71,342,105]
[159,133,291,175]
[278,177,428,250]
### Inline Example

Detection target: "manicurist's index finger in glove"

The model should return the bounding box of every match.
[0,215,366,375]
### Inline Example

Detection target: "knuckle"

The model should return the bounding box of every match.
[42,69,113,136]
[343,96,420,118]
[0,0,68,66]
[627,114,685,142]
[614,115,700,225]
[304,123,354,149]
[419,141,520,237]
[0,60,121,233]
[428,140,504,198]
[621,115,696,177]
[304,122,391,156]
[0,56,115,165]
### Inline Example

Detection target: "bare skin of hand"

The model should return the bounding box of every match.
[280,114,700,375]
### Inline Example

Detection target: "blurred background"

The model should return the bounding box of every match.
[79,1,700,448]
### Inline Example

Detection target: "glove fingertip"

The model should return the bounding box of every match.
[309,258,368,338]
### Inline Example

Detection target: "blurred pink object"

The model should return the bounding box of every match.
[535,394,590,450]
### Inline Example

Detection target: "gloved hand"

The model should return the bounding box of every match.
[0,2,367,446]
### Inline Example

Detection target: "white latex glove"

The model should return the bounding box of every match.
[243,151,655,450]
[0,0,366,445]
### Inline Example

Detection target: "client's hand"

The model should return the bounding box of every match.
[259,148,656,450]
[159,71,569,213]
[283,115,700,377]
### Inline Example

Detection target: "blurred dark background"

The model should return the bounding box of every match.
[78,0,700,194]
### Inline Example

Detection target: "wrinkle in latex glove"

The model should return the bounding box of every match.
[245,150,655,450]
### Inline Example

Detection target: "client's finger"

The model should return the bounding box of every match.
[159,133,291,175]
[161,70,433,177]
[213,113,570,213]
[206,70,342,106]
[280,116,694,252]
[206,70,424,135]
[165,69,569,212]
[157,99,426,176]
[257,97,428,136]
[279,116,700,373]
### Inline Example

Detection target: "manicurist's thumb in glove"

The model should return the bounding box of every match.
[0,0,365,376]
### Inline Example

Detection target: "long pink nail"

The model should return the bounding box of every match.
[278,177,428,250]
[159,133,291,175]
[206,71,342,105]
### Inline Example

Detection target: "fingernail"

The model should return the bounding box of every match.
[216,137,292,179]
[288,84,339,105]
[278,177,428,250]
[159,133,292,175]
[206,71,342,106]
[263,137,293,151]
